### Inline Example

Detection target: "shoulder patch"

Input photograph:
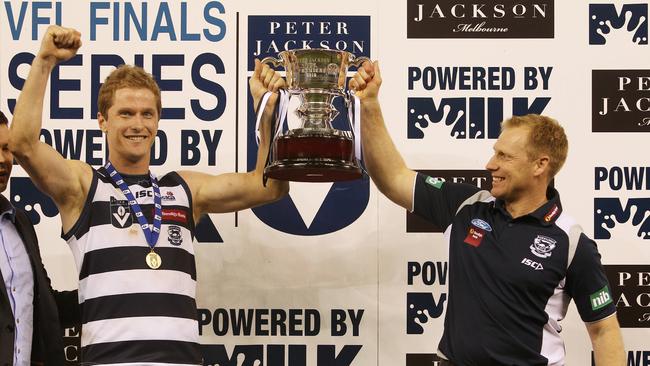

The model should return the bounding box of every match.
[425,176,444,189]
[590,285,613,311]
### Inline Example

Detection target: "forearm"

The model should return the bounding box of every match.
[592,332,625,365]
[10,56,56,156]
[589,318,625,366]
[361,99,413,208]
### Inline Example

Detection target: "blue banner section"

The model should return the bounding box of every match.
[201,344,362,366]
[407,97,551,139]
[589,4,648,45]
[195,215,223,243]
[247,15,371,70]
[594,198,650,240]
[10,177,59,225]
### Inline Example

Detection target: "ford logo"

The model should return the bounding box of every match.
[471,218,492,232]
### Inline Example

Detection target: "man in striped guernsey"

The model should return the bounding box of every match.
[350,62,625,365]
[9,26,289,364]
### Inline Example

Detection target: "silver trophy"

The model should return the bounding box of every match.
[259,48,369,182]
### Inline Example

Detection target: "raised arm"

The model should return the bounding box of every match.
[179,59,289,220]
[9,25,92,231]
[586,315,625,366]
[350,61,416,210]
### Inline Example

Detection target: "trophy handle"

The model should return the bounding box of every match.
[349,56,371,69]
[260,56,283,68]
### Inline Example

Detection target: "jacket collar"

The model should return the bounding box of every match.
[0,194,16,223]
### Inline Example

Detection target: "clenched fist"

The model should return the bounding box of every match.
[37,25,82,65]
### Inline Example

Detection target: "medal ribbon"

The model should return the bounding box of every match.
[254,89,290,144]
[105,161,162,249]
[256,89,290,186]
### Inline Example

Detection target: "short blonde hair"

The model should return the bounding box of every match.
[98,65,161,118]
[502,114,568,179]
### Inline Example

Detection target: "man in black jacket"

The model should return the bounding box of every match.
[0,110,79,366]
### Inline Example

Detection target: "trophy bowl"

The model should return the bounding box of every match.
[261,48,368,182]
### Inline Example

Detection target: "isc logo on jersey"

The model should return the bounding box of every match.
[521,257,544,271]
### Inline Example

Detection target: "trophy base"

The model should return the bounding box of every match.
[265,160,362,182]
[265,129,361,182]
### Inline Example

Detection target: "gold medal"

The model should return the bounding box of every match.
[146,251,162,269]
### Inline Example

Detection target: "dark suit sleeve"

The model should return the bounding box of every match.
[51,289,80,327]
[31,237,81,327]
[15,210,81,327]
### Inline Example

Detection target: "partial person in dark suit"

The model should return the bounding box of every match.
[0,110,79,366]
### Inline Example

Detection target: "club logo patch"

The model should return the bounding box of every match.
[168,225,183,246]
[162,190,176,201]
[530,235,556,258]
[110,197,132,228]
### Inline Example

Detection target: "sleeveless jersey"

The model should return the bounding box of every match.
[62,167,202,365]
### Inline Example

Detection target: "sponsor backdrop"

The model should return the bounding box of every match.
[0,0,649,365]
